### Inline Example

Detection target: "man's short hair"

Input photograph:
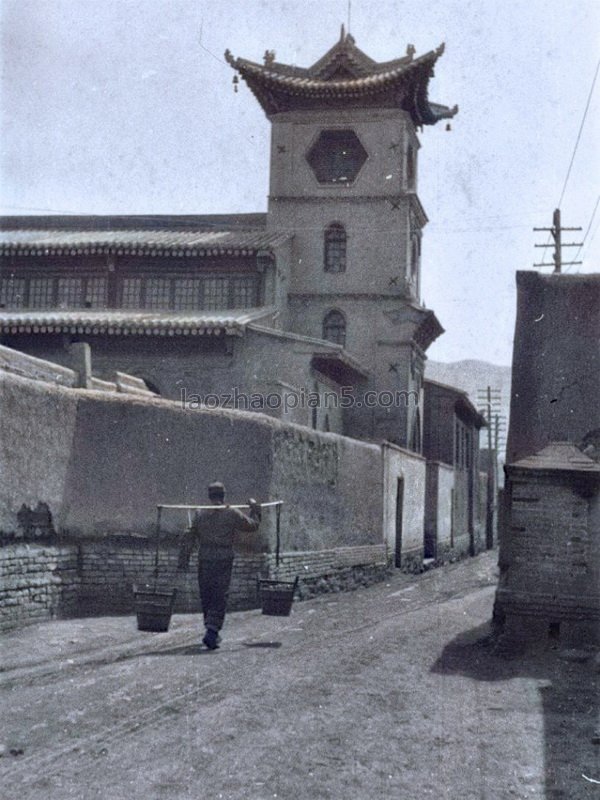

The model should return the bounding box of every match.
[208,481,225,500]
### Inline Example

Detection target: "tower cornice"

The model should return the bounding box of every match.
[225,33,457,125]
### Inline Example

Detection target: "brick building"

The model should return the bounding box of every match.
[496,443,600,648]
[495,271,600,648]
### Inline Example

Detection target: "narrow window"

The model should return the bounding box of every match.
[173,279,202,311]
[84,277,107,308]
[146,278,171,310]
[29,277,55,309]
[57,277,83,308]
[411,238,420,278]
[231,276,258,308]
[406,144,415,188]
[121,278,142,309]
[203,278,230,310]
[323,310,346,346]
[324,224,347,273]
[0,277,26,308]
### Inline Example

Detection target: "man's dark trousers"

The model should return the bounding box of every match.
[198,558,234,632]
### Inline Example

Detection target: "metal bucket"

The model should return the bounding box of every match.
[257,576,299,617]
[133,585,177,632]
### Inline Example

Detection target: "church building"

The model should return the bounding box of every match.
[0,29,457,451]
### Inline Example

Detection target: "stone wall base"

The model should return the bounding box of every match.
[398,547,424,574]
[0,539,390,631]
[493,589,600,651]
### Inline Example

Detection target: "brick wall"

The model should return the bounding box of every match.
[0,536,390,632]
[0,544,79,632]
[495,469,600,648]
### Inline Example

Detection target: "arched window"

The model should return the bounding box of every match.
[322,310,346,347]
[324,223,347,273]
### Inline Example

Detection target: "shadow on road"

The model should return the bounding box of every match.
[116,640,284,659]
[431,622,599,799]
[242,641,282,649]
[117,643,211,658]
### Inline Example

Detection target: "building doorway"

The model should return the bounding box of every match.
[395,477,404,568]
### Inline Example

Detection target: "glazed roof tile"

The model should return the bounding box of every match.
[0,307,276,337]
[226,31,457,124]
[0,229,290,257]
[228,47,441,92]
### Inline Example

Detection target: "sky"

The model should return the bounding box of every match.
[0,0,598,365]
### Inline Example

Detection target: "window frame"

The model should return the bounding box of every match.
[324,223,347,273]
[322,309,347,347]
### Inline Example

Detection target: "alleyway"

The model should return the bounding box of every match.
[1,552,598,800]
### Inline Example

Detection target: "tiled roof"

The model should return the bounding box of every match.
[249,323,370,380]
[0,229,290,257]
[0,214,268,233]
[228,47,441,92]
[510,442,600,473]
[0,307,276,337]
[226,32,458,124]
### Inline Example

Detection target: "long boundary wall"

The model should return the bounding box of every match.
[0,366,389,630]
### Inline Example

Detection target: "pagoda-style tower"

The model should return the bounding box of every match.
[226,29,456,448]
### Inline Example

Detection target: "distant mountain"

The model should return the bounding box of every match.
[425,359,512,454]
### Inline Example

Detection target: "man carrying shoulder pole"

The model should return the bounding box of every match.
[177,482,261,650]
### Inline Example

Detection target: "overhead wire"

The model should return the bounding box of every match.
[536,56,599,269]
[556,57,600,209]
[572,193,600,265]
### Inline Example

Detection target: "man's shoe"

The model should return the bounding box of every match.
[202,629,220,650]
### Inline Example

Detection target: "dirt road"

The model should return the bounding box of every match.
[1,552,598,800]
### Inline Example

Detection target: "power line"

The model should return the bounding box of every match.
[557,57,600,208]
[582,214,600,258]
[537,57,600,260]
[567,193,600,270]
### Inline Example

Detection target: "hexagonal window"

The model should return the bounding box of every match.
[306,129,367,184]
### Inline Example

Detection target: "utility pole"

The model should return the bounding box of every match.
[534,208,583,273]
[477,386,502,549]
[493,412,507,491]
[493,413,507,463]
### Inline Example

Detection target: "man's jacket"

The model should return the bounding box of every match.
[179,506,261,565]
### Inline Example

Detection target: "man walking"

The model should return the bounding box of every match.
[178,482,261,650]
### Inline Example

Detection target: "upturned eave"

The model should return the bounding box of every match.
[225,39,457,125]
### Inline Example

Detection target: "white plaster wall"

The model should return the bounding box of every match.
[382,442,426,561]
[436,463,455,547]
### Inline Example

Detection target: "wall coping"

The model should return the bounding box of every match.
[382,440,427,463]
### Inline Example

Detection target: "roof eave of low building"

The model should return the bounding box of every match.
[0,307,278,337]
[247,323,370,382]
[412,307,444,351]
[424,377,486,428]
[507,441,600,474]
